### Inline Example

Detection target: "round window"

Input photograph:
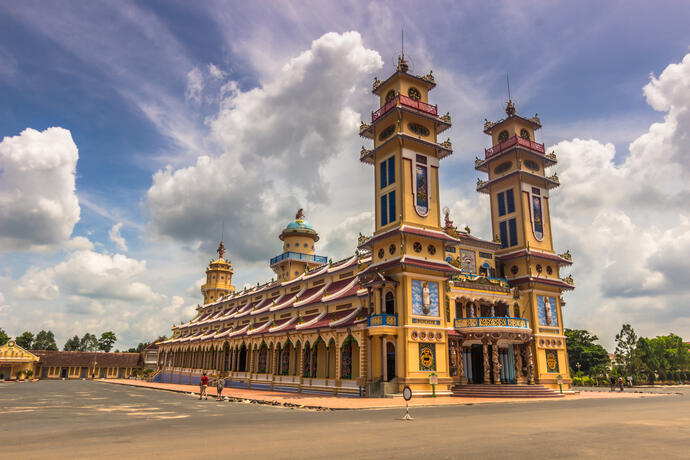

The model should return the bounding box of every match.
[510,265,518,275]
[378,248,385,259]
[408,87,421,100]
[408,123,430,137]
[413,242,423,253]
[520,129,530,140]
[524,160,539,171]
[427,245,436,255]
[536,264,543,274]
[385,90,396,103]
[546,266,553,275]
[389,244,396,255]
[493,161,512,175]
[498,130,510,143]
[378,125,395,141]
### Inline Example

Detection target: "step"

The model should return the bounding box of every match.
[451,384,564,398]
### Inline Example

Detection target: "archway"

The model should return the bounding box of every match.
[384,291,395,315]
[238,344,247,372]
[257,343,268,373]
[386,341,396,382]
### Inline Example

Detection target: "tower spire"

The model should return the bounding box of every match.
[505,73,516,116]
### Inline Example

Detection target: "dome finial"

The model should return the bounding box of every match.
[216,240,226,260]
[295,208,304,220]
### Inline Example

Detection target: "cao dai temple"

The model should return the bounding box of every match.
[157,54,575,397]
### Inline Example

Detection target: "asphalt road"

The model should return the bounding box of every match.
[1,380,688,459]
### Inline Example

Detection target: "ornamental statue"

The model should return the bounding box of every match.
[216,240,226,259]
[422,281,431,315]
[295,208,304,220]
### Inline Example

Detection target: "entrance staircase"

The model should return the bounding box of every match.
[451,384,564,398]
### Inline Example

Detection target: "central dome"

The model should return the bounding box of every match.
[279,209,319,242]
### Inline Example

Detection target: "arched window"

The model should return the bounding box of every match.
[520,128,530,140]
[385,90,396,102]
[455,299,464,318]
[384,292,395,315]
[498,130,510,143]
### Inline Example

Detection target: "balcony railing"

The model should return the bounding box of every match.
[367,314,398,327]
[269,252,328,266]
[454,317,529,329]
[371,95,438,123]
[485,135,545,159]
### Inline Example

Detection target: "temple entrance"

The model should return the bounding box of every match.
[60,368,67,378]
[238,345,247,371]
[470,345,484,383]
[385,342,396,382]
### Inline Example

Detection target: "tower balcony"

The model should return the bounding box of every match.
[454,316,530,331]
[269,251,328,267]
[370,94,444,124]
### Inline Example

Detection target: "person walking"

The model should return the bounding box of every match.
[200,373,209,400]
[609,376,616,391]
[618,376,624,392]
[216,375,225,401]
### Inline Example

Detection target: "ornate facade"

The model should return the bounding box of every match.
[157,55,574,396]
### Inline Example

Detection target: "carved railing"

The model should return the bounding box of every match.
[454,317,529,329]
[485,135,545,159]
[371,95,438,123]
[367,314,398,327]
[269,252,328,266]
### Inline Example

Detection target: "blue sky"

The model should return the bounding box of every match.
[1,1,690,349]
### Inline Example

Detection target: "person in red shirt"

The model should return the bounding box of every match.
[199,373,209,400]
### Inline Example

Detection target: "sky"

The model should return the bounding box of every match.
[1,0,690,350]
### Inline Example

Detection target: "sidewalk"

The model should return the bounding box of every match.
[96,379,671,410]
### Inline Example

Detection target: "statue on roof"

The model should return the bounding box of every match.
[217,240,226,260]
[295,208,304,220]
[506,99,516,117]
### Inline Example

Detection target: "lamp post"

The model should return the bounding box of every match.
[576,362,581,375]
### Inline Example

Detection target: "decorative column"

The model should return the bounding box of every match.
[514,344,523,382]
[525,343,535,384]
[482,340,490,384]
[360,334,368,383]
[309,345,315,380]
[334,339,341,395]
[457,342,465,384]
[325,345,330,379]
[491,341,501,384]
[247,347,254,388]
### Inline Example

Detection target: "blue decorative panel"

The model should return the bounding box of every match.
[411,280,439,316]
[537,295,558,327]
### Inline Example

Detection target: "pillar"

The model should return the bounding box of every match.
[514,344,523,382]
[457,341,465,384]
[482,340,490,383]
[492,341,501,384]
[325,345,330,379]
[525,344,535,384]
[309,345,315,379]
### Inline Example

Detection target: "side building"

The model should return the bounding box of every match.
[0,340,142,380]
[157,55,574,396]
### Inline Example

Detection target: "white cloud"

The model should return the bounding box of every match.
[208,63,225,80]
[0,127,80,251]
[544,54,690,347]
[146,31,383,264]
[13,249,164,303]
[108,222,128,252]
[185,66,203,103]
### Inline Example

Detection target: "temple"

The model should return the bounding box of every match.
[157,54,575,396]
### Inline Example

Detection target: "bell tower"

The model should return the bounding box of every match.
[270,209,327,282]
[476,99,574,388]
[200,240,235,304]
[360,53,459,395]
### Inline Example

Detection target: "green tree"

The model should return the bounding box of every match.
[80,333,99,352]
[63,335,81,351]
[565,329,610,376]
[127,342,150,353]
[15,331,34,349]
[615,324,638,376]
[33,330,58,350]
[0,328,9,346]
[98,331,117,352]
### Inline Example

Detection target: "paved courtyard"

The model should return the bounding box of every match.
[1,380,689,459]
